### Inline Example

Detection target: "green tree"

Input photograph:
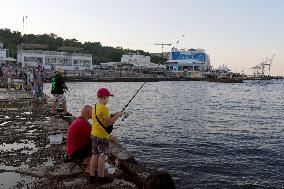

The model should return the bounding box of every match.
[0,28,165,63]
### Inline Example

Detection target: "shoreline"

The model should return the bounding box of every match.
[45,76,243,83]
[42,75,283,83]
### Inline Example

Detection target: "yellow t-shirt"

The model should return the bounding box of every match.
[91,103,110,139]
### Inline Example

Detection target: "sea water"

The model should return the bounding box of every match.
[44,80,284,188]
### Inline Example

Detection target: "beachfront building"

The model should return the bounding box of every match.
[100,62,130,70]
[17,48,92,70]
[121,53,165,69]
[165,48,211,72]
[121,53,151,63]
[100,53,165,70]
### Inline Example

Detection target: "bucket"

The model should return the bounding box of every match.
[105,162,116,175]
[48,134,63,145]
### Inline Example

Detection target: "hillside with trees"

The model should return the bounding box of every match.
[0,28,166,64]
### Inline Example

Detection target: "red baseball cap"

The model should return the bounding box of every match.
[97,88,114,97]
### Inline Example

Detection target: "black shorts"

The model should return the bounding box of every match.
[70,141,92,160]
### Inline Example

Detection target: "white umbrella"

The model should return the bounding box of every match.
[5,57,17,62]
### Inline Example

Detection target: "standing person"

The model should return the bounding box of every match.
[51,67,71,116]
[4,65,13,91]
[26,68,33,91]
[66,105,93,173]
[0,65,4,87]
[33,67,44,100]
[89,88,123,184]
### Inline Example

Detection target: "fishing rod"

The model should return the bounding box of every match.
[120,34,186,121]
[121,81,147,112]
[120,82,147,121]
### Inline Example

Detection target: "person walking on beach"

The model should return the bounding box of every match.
[4,65,13,91]
[33,67,44,100]
[89,88,123,184]
[26,68,33,91]
[0,65,4,87]
[51,67,71,116]
[66,105,93,173]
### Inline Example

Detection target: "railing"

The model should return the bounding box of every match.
[20,50,92,58]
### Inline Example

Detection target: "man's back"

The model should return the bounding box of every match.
[67,117,91,156]
[51,74,65,94]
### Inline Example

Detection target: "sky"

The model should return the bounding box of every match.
[0,0,283,75]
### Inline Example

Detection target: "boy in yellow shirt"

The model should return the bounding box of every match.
[89,88,123,184]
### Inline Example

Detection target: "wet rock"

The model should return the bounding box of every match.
[110,143,133,161]
[49,164,82,176]
[63,177,86,188]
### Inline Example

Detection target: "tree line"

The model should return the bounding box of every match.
[0,28,166,64]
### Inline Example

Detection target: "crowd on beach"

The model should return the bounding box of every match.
[0,62,20,91]
[0,63,157,93]
[0,62,46,101]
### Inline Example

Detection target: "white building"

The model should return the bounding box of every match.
[17,49,92,70]
[120,53,165,69]
[121,53,151,63]
[165,48,211,71]
[101,53,165,70]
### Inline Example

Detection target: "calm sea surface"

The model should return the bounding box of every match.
[44,80,284,189]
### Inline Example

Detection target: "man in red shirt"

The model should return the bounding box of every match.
[67,105,92,172]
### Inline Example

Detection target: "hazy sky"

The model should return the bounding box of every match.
[1,0,283,75]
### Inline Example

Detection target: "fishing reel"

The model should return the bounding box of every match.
[121,112,129,121]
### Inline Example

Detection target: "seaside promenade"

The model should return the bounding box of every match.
[0,88,150,189]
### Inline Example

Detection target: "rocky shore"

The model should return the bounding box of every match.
[0,89,151,189]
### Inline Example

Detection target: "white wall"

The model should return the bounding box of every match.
[18,50,92,70]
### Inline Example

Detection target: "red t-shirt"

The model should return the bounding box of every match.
[67,117,91,155]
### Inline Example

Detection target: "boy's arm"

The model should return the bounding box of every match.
[104,112,123,126]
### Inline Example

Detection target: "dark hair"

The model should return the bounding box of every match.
[143,171,176,189]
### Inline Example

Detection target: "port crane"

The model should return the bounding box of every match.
[154,43,172,56]
[250,65,262,77]
[154,34,186,59]
[251,54,275,77]
[260,54,275,76]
